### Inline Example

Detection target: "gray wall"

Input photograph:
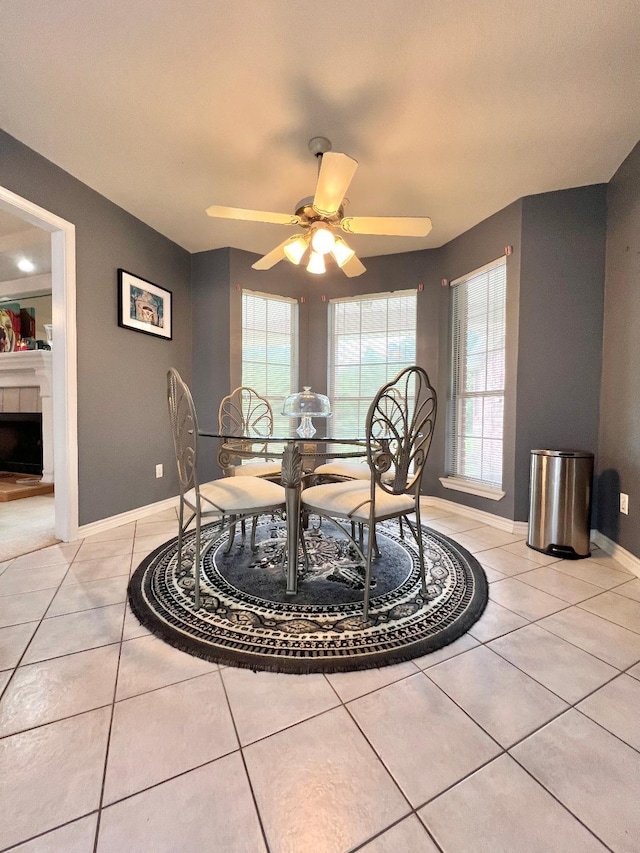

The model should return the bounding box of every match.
[0,130,192,525]
[516,186,607,521]
[597,142,640,557]
[191,247,232,482]
[429,187,606,524]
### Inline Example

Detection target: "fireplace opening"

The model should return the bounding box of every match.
[0,413,43,475]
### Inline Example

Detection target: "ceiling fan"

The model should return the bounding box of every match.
[205,137,432,277]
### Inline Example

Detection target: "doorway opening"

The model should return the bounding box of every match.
[0,186,78,550]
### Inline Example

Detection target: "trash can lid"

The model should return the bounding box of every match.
[531,449,594,458]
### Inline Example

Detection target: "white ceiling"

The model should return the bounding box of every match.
[0,210,50,285]
[1,0,639,262]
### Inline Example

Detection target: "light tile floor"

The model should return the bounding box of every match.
[0,494,56,562]
[1,505,639,852]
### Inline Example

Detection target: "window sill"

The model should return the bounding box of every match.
[439,476,505,501]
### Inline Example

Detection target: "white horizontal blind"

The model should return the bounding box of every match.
[242,290,298,435]
[329,290,417,436]
[448,258,506,487]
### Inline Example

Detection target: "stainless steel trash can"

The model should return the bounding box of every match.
[527,450,593,559]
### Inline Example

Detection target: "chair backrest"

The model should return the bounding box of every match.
[218,386,274,437]
[167,368,199,496]
[366,365,437,496]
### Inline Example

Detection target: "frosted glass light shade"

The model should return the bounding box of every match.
[283,234,309,265]
[330,236,356,268]
[306,251,326,274]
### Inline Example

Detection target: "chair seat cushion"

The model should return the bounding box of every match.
[301,480,415,522]
[314,461,370,480]
[185,477,285,515]
[314,460,396,485]
[230,460,282,478]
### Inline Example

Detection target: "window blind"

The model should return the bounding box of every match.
[328,290,417,436]
[242,290,298,435]
[448,258,506,488]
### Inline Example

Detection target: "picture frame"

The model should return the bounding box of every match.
[117,269,172,340]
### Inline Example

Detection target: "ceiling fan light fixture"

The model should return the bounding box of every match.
[330,236,355,268]
[283,234,309,265]
[306,251,326,275]
[310,224,335,255]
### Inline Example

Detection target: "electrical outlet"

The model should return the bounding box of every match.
[620,492,629,515]
[155,463,163,479]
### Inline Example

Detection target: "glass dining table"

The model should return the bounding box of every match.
[197,431,369,595]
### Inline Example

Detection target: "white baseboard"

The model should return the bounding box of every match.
[591,530,640,578]
[422,495,528,536]
[77,495,179,539]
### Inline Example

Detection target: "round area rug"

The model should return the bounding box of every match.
[128,516,488,674]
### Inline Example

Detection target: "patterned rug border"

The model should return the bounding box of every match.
[128,523,488,674]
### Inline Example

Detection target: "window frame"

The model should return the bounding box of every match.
[440,257,507,501]
[327,289,417,437]
[241,289,298,436]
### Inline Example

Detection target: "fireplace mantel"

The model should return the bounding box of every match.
[0,350,53,482]
[0,350,52,386]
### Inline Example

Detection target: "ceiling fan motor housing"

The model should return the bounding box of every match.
[308,136,332,157]
[294,197,344,230]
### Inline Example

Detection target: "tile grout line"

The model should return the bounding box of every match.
[484,634,627,709]
[92,551,135,853]
[0,555,78,702]
[348,813,445,853]
[506,747,618,853]
[0,543,125,848]
[217,667,272,853]
[0,812,99,853]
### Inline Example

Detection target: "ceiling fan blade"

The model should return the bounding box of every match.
[251,239,290,270]
[312,152,358,217]
[206,205,300,226]
[341,254,367,278]
[340,216,432,237]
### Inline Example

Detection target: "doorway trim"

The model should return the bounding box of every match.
[0,185,78,541]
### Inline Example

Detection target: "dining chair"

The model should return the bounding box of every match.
[313,385,406,548]
[167,368,286,608]
[313,387,405,483]
[217,386,281,479]
[217,385,282,550]
[300,365,437,620]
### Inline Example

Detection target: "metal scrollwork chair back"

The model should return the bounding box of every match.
[313,386,405,484]
[219,386,274,438]
[167,369,286,608]
[300,365,437,620]
[217,386,281,480]
[366,366,436,496]
[167,367,198,497]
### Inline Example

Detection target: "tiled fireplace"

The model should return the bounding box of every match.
[0,351,53,482]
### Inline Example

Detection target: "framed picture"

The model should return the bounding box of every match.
[117,269,172,340]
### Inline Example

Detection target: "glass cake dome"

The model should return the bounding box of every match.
[282,387,331,438]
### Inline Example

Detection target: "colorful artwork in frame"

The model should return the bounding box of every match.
[117,269,172,340]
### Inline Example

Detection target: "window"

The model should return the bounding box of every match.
[329,291,417,436]
[445,257,506,497]
[242,290,298,435]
